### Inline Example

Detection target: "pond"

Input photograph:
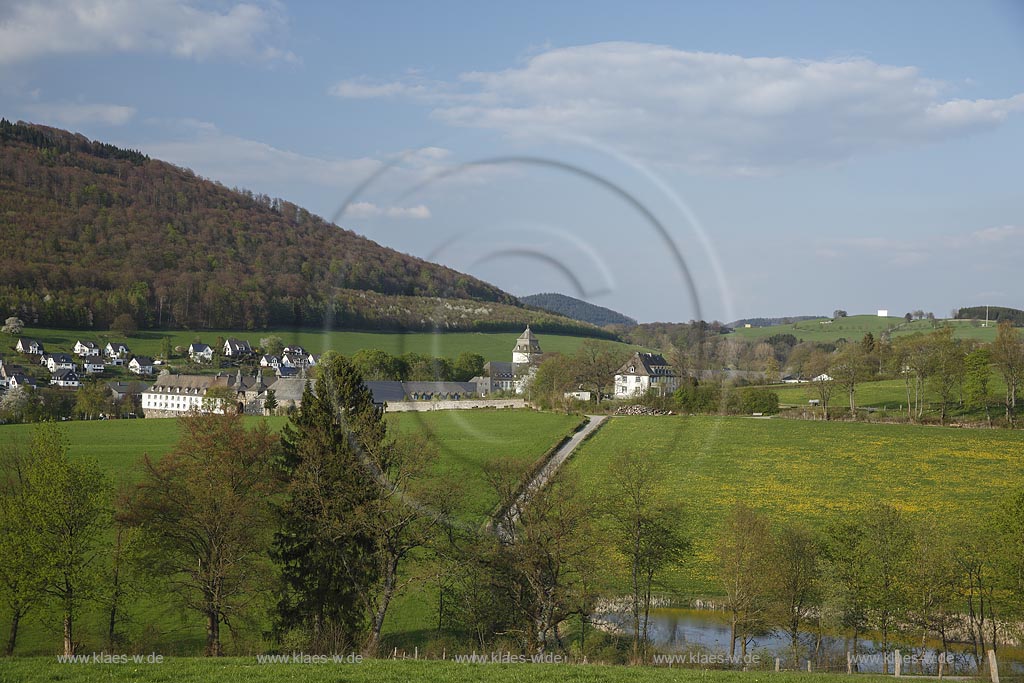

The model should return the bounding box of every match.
[599,608,1024,675]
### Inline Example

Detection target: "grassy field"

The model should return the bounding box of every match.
[10,326,641,363]
[569,414,1024,596]
[728,314,1001,343]
[0,409,583,656]
[0,657,901,683]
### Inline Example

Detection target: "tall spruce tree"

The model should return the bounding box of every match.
[272,353,387,652]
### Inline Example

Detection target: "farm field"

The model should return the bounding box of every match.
[569,415,1024,596]
[0,409,583,656]
[0,657,899,683]
[12,326,641,363]
[727,314,1001,343]
[770,376,1010,412]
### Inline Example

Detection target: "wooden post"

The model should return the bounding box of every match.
[987,649,999,683]
[938,652,944,679]
[775,657,781,672]
[415,646,418,660]
[847,651,853,675]
[895,650,902,677]
[807,660,812,673]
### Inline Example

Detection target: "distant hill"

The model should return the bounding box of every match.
[956,306,1024,326]
[0,120,613,338]
[727,316,823,328]
[520,293,637,328]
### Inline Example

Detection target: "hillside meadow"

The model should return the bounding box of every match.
[11,326,640,363]
[727,315,1000,343]
[569,414,1024,596]
[0,409,583,656]
[770,376,1011,413]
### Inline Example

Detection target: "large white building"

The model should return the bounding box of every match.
[475,326,542,395]
[614,352,679,399]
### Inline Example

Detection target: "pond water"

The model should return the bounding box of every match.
[600,608,1024,675]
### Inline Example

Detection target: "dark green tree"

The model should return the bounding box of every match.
[271,353,386,652]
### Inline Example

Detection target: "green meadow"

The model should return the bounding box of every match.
[569,414,1024,596]
[727,315,999,343]
[12,326,639,363]
[0,657,899,683]
[770,376,1010,416]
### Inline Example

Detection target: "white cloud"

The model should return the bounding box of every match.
[328,79,422,99]
[142,122,383,191]
[25,101,136,126]
[970,225,1024,243]
[345,201,431,219]
[0,0,296,65]
[337,42,1024,173]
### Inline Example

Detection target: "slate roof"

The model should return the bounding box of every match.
[616,352,675,377]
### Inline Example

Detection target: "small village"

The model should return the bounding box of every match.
[0,326,679,421]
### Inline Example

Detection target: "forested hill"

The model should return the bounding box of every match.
[956,306,1024,326]
[520,293,637,328]
[0,120,611,338]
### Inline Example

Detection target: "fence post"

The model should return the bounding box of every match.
[847,651,853,674]
[937,652,944,679]
[987,649,999,683]
[807,660,812,673]
[775,657,780,672]
[895,649,901,677]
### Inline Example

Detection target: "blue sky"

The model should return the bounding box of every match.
[2,1,1022,323]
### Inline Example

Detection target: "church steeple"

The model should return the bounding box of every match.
[512,325,542,365]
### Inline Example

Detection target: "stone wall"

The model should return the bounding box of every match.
[384,399,527,413]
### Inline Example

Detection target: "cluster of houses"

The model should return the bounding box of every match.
[1,337,152,392]
[4,326,693,418]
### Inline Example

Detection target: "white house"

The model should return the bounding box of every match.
[812,373,833,382]
[614,352,679,399]
[281,352,308,369]
[84,360,106,374]
[50,368,81,388]
[8,373,37,390]
[73,340,100,357]
[260,354,281,369]
[282,345,306,357]
[45,353,76,373]
[15,338,44,355]
[306,353,320,367]
[106,342,130,359]
[129,356,155,375]
[223,338,253,357]
[188,343,214,363]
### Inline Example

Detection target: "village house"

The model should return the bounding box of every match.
[129,356,155,375]
[188,342,214,363]
[260,354,281,369]
[8,373,37,390]
[15,338,44,355]
[223,338,253,357]
[83,359,106,374]
[50,368,81,388]
[73,340,100,357]
[365,381,478,404]
[44,353,76,373]
[105,342,131,363]
[141,370,305,417]
[614,352,679,399]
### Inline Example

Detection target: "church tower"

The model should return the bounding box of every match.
[512,326,542,365]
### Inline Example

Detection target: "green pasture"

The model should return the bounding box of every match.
[9,326,640,364]
[569,414,1024,596]
[728,315,1000,343]
[0,657,900,683]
